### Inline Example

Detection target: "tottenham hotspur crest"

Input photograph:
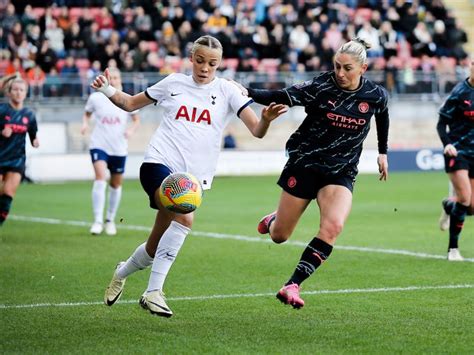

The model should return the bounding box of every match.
[211,95,216,105]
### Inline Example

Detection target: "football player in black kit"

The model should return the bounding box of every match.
[0,77,40,226]
[246,38,390,308]
[436,58,474,262]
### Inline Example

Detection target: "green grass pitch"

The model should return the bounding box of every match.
[1,172,473,354]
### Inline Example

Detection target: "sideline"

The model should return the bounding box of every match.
[9,214,474,262]
[1,284,472,310]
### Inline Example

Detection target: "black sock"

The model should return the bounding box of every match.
[448,202,468,249]
[286,237,333,286]
[0,194,13,226]
[443,200,455,215]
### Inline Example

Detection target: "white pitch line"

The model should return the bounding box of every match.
[0,284,472,310]
[8,215,474,262]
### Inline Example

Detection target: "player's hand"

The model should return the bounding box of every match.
[32,137,39,148]
[1,125,12,138]
[443,144,457,157]
[261,102,288,122]
[80,122,88,135]
[91,68,116,97]
[377,154,388,181]
[227,79,248,96]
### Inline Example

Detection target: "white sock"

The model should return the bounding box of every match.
[117,242,154,279]
[147,221,190,292]
[106,186,122,222]
[92,180,107,223]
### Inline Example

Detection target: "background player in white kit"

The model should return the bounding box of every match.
[81,68,140,236]
[91,35,287,317]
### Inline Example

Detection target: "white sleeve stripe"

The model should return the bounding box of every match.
[284,89,293,106]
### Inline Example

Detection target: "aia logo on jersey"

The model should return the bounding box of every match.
[101,116,121,125]
[175,106,211,125]
[358,102,369,113]
[287,176,297,188]
[22,116,29,124]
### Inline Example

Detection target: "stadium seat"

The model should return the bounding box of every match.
[75,58,91,74]
[69,7,84,22]
[259,58,281,74]
[354,8,372,22]
[32,7,45,18]
[0,60,9,75]
[55,59,66,71]
[222,58,239,71]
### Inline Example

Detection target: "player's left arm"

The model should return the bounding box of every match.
[240,103,288,138]
[125,113,140,139]
[375,106,389,181]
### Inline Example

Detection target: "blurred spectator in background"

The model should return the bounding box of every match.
[45,19,65,58]
[0,3,19,32]
[64,22,87,59]
[36,39,57,74]
[134,6,153,41]
[379,21,398,60]
[60,55,79,96]
[0,27,10,60]
[26,63,46,98]
[44,67,61,97]
[6,57,25,78]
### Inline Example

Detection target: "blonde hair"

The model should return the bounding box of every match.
[336,37,372,65]
[3,73,27,93]
[190,35,223,57]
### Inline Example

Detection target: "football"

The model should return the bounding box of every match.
[158,172,203,214]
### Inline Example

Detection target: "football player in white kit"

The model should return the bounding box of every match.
[92,35,288,317]
[81,68,140,236]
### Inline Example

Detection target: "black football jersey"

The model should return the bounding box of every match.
[250,71,389,178]
[437,78,474,158]
[0,103,38,168]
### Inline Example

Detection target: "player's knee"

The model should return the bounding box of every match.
[270,225,291,244]
[319,220,344,240]
[174,213,194,229]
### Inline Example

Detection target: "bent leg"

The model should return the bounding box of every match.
[269,190,311,243]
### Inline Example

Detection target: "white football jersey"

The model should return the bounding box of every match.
[144,73,252,189]
[85,92,137,156]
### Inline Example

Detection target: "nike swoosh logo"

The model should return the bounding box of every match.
[171,93,182,96]
[149,300,171,313]
[106,290,122,306]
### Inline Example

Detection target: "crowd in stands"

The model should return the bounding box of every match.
[0,0,470,97]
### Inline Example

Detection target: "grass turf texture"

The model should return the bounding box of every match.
[1,172,473,354]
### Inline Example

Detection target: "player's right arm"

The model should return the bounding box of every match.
[81,111,92,135]
[91,68,154,112]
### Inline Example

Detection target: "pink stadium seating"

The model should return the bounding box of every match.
[222,58,239,71]
[259,58,281,74]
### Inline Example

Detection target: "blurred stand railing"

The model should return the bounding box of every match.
[1,70,465,105]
